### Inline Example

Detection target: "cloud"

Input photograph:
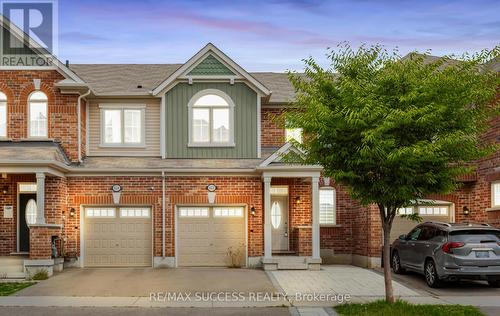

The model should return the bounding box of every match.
[59,31,108,42]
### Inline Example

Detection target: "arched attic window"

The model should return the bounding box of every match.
[188,89,235,147]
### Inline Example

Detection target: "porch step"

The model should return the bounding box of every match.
[0,272,25,279]
[0,256,26,279]
[272,251,297,256]
[276,257,308,270]
[262,256,322,270]
[0,256,26,265]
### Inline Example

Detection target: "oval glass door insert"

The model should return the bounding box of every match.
[271,201,281,229]
[25,199,37,225]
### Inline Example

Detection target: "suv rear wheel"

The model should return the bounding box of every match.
[424,259,442,288]
[392,251,405,274]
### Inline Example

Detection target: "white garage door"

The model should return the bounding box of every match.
[84,207,152,267]
[391,204,452,243]
[177,206,246,267]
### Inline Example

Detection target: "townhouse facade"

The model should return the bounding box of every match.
[0,21,498,276]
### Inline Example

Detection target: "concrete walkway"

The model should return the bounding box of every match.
[268,265,420,306]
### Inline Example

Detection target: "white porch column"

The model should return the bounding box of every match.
[36,172,46,224]
[263,176,272,259]
[311,176,320,259]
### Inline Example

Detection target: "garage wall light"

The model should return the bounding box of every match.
[295,196,301,205]
[250,206,256,217]
[462,206,470,216]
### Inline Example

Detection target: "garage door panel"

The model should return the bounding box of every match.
[84,207,152,267]
[391,205,451,243]
[177,206,245,267]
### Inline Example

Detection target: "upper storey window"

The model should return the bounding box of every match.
[100,104,145,147]
[286,127,303,143]
[0,92,6,137]
[188,89,235,147]
[28,91,48,138]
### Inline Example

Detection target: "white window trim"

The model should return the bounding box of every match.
[187,89,235,148]
[492,181,500,208]
[99,104,146,147]
[0,91,7,138]
[27,91,49,139]
[319,187,336,226]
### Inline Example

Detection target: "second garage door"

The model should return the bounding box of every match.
[391,203,452,242]
[84,207,152,267]
[177,206,246,267]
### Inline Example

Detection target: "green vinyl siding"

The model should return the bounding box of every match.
[187,55,235,76]
[165,82,257,158]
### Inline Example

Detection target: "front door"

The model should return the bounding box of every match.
[18,193,36,252]
[271,195,289,252]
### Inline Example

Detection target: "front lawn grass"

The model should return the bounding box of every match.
[0,282,35,296]
[335,300,484,316]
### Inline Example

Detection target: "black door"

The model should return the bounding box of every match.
[19,193,36,252]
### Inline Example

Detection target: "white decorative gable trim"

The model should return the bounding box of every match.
[152,43,271,96]
[259,143,308,167]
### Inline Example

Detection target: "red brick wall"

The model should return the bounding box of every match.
[261,108,285,148]
[320,183,358,255]
[0,70,80,161]
[29,226,61,259]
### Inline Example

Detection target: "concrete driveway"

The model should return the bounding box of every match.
[15,268,277,297]
[0,307,291,316]
[386,269,500,297]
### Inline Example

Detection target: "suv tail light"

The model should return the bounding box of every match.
[442,242,465,254]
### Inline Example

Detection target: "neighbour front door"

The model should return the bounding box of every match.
[271,195,289,252]
[18,193,36,252]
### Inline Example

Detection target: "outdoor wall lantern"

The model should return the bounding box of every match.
[69,207,76,218]
[250,206,256,217]
[295,196,301,205]
[111,184,122,204]
[462,206,470,216]
[2,186,8,194]
[207,184,217,204]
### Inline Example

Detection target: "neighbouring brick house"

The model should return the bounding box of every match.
[0,19,498,276]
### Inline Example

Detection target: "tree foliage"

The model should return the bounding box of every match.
[285,44,499,210]
[284,44,499,302]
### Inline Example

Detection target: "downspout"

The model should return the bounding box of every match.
[162,171,166,258]
[77,89,91,163]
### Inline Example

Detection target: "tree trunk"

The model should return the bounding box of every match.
[382,221,395,303]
